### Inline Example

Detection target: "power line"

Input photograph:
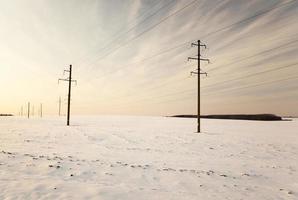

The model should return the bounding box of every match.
[200,0,298,40]
[89,33,298,90]
[84,35,298,99]
[92,0,199,62]
[83,36,298,110]
[202,75,298,97]
[80,0,297,85]
[74,0,298,112]
[107,0,164,39]
[99,39,298,114]
[94,0,296,65]
[202,62,298,89]
[84,62,194,104]
[88,42,189,81]
[80,0,296,85]
[107,72,298,111]
[84,73,193,107]
[77,0,176,67]
[119,75,298,107]
[82,42,297,109]
[108,62,298,109]
[120,88,194,106]
[95,0,176,55]
[112,88,196,110]
[207,37,298,73]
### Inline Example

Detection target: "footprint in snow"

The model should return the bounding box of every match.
[280,189,295,195]
[162,168,176,171]
[206,170,214,175]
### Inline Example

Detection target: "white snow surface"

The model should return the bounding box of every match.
[0,116,297,200]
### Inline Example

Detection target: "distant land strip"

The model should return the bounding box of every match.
[170,114,283,121]
[0,114,13,116]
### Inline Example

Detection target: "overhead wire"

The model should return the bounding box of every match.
[94,0,297,66]
[202,75,298,97]
[202,62,298,89]
[82,0,297,82]
[76,0,177,67]
[76,0,298,109]
[87,0,200,64]
[207,37,298,73]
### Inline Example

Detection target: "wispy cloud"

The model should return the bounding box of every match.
[0,0,297,115]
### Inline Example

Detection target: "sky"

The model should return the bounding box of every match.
[0,0,298,116]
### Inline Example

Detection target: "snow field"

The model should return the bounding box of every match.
[0,116,297,199]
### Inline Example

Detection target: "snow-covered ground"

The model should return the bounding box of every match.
[0,116,297,200]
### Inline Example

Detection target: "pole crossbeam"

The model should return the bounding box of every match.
[188,57,210,63]
[191,71,208,76]
[58,78,69,82]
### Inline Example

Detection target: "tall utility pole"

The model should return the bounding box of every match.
[21,106,23,116]
[188,40,209,133]
[58,65,77,126]
[27,102,30,119]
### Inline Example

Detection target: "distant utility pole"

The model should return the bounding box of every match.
[58,65,77,126]
[21,106,23,116]
[40,103,43,118]
[32,105,34,117]
[188,40,209,133]
[27,102,30,119]
[58,96,61,116]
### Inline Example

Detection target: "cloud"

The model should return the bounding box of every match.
[0,0,297,115]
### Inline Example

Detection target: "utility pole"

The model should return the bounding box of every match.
[58,96,61,116]
[40,103,43,118]
[27,102,30,119]
[21,106,23,116]
[58,65,77,126]
[188,40,209,133]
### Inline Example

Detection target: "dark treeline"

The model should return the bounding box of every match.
[170,114,282,121]
[0,114,13,116]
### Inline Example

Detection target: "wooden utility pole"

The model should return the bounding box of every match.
[59,96,61,116]
[40,103,43,118]
[67,65,72,126]
[27,102,30,119]
[188,40,209,133]
[58,65,77,126]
